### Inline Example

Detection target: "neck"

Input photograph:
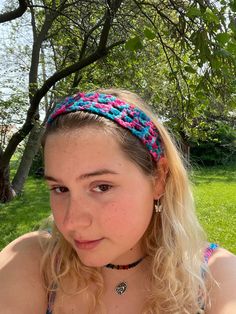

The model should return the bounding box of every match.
[101,256,151,284]
[105,256,145,270]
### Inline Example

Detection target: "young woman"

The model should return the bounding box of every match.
[0,89,235,314]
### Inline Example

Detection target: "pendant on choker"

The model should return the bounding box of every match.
[104,257,146,295]
[115,281,127,295]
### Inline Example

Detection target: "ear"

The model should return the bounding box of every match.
[153,157,169,199]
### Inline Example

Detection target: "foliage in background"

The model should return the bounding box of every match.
[190,121,236,166]
[0,94,27,150]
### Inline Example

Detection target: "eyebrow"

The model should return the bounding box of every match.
[44,169,119,182]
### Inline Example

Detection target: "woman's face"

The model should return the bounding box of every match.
[44,127,161,267]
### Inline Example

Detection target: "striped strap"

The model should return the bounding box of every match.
[204,243,218,264]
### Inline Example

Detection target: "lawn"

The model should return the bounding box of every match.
[0,177,50,249]
[191,166,236,254]
[0,165,235,254]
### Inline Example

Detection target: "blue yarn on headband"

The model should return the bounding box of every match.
[47,92,164,161]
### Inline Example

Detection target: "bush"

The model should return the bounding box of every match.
[190,123,236,166]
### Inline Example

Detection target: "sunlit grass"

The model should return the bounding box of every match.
[0,165,235,254]
[0,177,50,248]
[191,166,236,254]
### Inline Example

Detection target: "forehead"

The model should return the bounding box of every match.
[43,128,154,186]
[43,127,156,190]
[45,126,118,147]
[44,128,129,169]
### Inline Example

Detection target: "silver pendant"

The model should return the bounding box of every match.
[115,281,127,295]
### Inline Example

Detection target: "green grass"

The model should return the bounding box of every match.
[0,166,235,254]
[192,166,236,254]
[0,177,51,249]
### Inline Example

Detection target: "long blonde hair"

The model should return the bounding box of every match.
[40,88,207,313]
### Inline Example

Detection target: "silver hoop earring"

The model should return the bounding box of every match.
[154,199,162,213]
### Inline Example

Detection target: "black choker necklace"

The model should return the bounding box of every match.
[104,257,146,295]
[105,256,145,270]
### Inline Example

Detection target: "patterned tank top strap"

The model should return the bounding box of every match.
[198,243,219,313]
[201,243,219,279]
[46,283,57,314]
[204,243,219,264]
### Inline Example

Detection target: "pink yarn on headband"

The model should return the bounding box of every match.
[48,92,164,161]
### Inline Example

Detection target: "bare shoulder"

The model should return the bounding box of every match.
[1,230,50,253]
[0,231,50,313]
[206,247,236,314]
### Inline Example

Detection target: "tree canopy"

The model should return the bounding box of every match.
[0,0,235,202]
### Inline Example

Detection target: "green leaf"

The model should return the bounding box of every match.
[229,0,236,12]
[229,19,236,34]
[214,48,232,58]
[184,65,195,73]
[215,33,231,45]
[186,7,202,18]
[143,28,156,40]
[195,90,206,99]
[227,42,236,55]
[203,8,220,24]
[192,30,211,62]
[125,36,143,51]
[211,57,221,70]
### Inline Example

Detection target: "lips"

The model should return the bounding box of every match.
[74,238,103,250]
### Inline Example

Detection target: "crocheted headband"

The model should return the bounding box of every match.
[47,92,164,161]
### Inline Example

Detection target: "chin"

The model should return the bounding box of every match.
[78,256,109,268]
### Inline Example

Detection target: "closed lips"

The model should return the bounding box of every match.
[75,238,102,243]
[74,238,103,249]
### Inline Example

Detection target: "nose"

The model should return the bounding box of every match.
[63,196,93,231]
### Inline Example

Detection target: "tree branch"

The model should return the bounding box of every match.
[28,6,59,99]
[3,37,125,165]
[3,0,125,165]
[0,0,28,23]
[98,0,123,50]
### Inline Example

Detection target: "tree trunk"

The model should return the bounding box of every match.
[12,122,44,194]
[0,148,14,203]
[181,142,190,163]
[179,130,190,165]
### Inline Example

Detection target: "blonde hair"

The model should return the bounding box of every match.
[40,88,207,313]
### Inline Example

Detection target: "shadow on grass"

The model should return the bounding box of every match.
[191,165,236,185]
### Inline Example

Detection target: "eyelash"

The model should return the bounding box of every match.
[50,186,68,194]
[92,184,112,193]
[49,184,112,194]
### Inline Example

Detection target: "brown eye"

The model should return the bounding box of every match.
[93,184,112,193]
[51,186,68,194]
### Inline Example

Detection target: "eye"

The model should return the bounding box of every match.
[50,186,68,194]
[93,184,112,193]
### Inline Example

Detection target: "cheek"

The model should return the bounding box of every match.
[50,196,65,228]
[101,199,153,239]
[101,202,122,226]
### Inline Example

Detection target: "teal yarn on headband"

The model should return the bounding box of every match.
[47,92,164,161]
